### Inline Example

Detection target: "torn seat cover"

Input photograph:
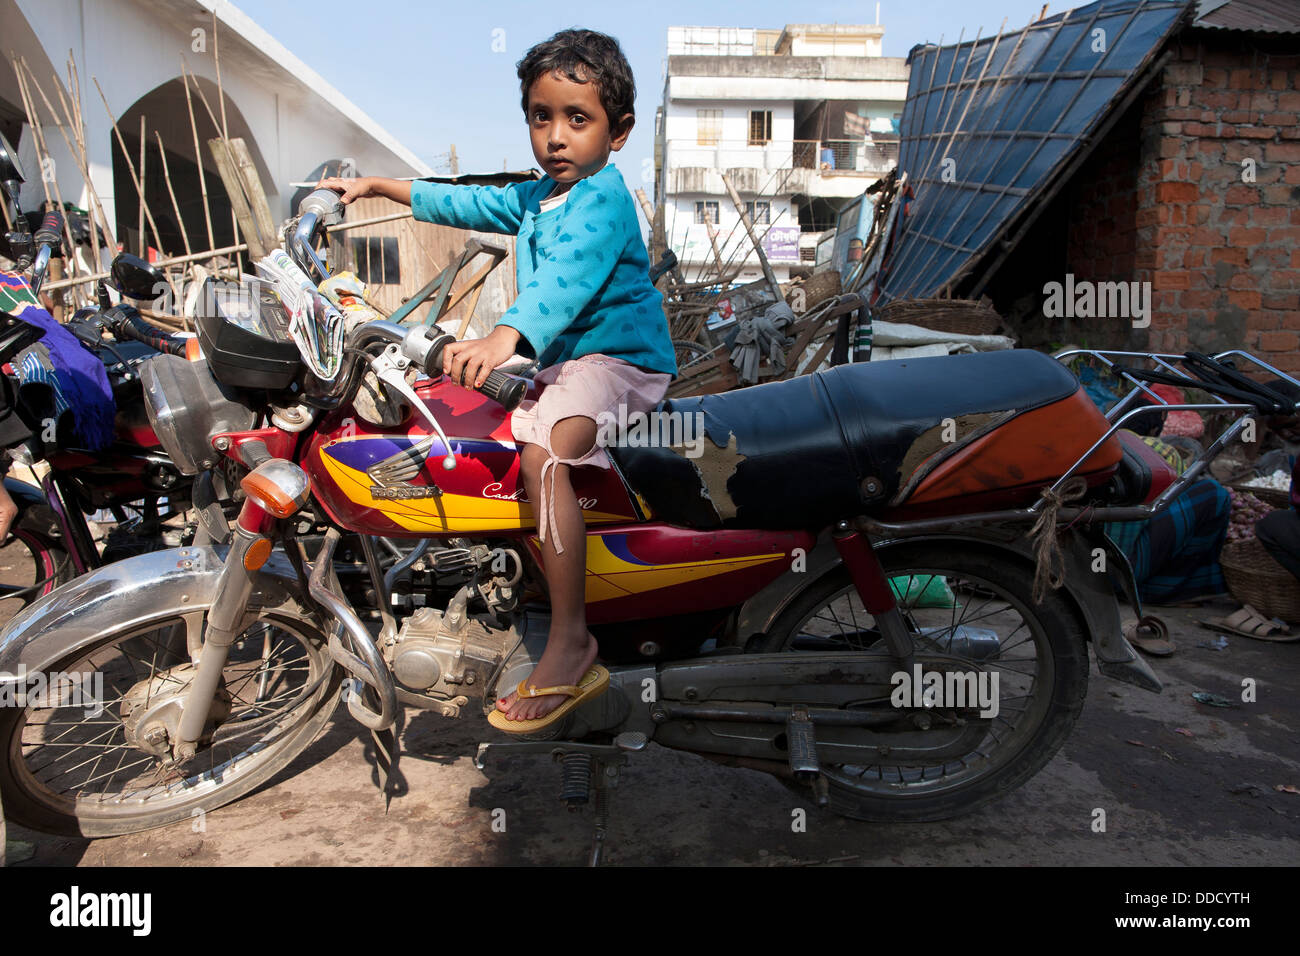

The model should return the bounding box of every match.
[610,349,1119,529]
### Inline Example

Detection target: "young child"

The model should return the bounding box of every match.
[318,29,676,732]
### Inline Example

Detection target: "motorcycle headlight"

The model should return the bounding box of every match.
[139,354,257,474]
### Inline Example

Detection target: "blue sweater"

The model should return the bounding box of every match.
[409,162,677,375]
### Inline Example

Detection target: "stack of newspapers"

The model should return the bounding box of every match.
[254,249,345,381]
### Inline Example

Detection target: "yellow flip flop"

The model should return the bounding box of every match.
[487,665,610,735]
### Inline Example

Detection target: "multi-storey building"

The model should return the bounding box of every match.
[655,23,908,286]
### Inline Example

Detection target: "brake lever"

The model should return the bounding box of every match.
[369,344,457,471]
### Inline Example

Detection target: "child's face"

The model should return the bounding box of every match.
[527,70,633,185]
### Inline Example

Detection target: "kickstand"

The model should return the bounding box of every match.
[477,732,647,866]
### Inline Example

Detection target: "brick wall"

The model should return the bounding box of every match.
[1137,32,1300,374]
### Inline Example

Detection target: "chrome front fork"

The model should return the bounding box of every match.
[173,458,310,760]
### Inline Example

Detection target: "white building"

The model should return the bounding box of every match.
[1,0,431,258]
[656,24,908,285]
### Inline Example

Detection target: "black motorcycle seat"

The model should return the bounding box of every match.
[610,349,1083,530]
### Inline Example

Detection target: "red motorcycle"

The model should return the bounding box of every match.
[0,191,1289,852]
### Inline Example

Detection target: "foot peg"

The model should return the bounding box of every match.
[787,706,829,808]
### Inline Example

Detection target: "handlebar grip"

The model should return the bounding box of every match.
[477,369,526,411]
[34,210,63,251]
[108,305,187,356]
[412,329,524,410]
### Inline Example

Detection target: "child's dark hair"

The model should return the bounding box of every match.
[517,29,636,134]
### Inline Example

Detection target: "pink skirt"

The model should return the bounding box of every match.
[510,353,670,554]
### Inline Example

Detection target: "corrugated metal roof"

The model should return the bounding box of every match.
[871,0,1187,305]
[1194,0,1300,33]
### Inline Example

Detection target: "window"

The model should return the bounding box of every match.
[696,109,722,146]
[695,201,719,225]
[748,110,772,146]
[744,201,771,224]
[351,237,401,285]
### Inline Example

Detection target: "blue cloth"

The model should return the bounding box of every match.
[0,273,115,450]
[409,162,676,376]
[1104,477,1230,604]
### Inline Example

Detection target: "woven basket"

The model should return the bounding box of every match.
[1228,482,1291,510]
[878,298,1003,336]
[1220,537,1300,623]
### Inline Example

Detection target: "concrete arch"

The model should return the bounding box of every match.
[111,75,274,257]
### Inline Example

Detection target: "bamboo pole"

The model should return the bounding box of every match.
[11,60,81,301]
[22,56,109,262]
[209,13,240,262]
[60,53,114,253]
[92,76,163,255]
[721,172,783,303]
[183,63,242,262]
[155,130,191,257]
[180,62,215,252]
[42,240,249,293]
[137,114,146,256]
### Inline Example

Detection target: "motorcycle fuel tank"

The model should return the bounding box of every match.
[305,377,637,537]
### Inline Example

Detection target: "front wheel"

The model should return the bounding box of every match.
[760,541,1090,822]
[0,600,342,836]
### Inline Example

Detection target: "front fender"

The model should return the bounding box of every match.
[0,546,305,676]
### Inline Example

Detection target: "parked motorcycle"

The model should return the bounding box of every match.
[0,189,1292,852]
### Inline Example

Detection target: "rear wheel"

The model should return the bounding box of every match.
[760,542,1089,822]
[0,601,341,836]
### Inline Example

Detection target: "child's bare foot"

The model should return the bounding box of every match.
[496,629,598,722]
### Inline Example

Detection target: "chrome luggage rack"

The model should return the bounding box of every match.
[857,348,1298,537]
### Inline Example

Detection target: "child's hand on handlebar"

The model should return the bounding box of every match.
[443,325,521,390]
[315,176,375,205]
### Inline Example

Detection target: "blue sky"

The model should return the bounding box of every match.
[236,0,1077,182]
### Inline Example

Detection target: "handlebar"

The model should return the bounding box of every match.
[107,305,187,356]
[403,328,526,411]
[33,209,63,250]
[27,208,63,296]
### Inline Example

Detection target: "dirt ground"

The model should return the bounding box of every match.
[3,587,1298,867]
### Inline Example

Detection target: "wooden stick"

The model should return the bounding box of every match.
[137,114,146,256]
[209,13,240,260]
[23,54,109,264]
[180,62,215,252]
[183,63,241,262]
[60,53,115,251]
[211,11,230,140]
[42,240,249,293]
[155,130,191,257]
[92,75,164,255]
[11,60,80,294]
[207,137,265,259]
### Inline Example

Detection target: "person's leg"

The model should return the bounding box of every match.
[1256,509,1300,581]
[496,415,599,721]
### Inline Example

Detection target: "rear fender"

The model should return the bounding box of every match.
[0,546,306,676]
[735,525,1161,693]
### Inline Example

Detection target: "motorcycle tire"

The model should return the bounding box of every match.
[759,540,1089,823]
[0,601,342,837]
[0,524,72,607]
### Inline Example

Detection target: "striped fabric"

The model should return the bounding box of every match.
[1105,476,1229,604]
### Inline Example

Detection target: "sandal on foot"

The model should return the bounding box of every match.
[1125,615,1174,657]
[1199,605,1296,643]
[487,665,610,735]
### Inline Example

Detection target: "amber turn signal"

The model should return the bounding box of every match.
[239,460,311,519]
